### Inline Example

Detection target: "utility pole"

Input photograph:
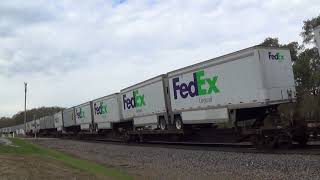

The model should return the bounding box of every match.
[24,82,27,135]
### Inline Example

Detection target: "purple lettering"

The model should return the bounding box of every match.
[180,83,188,98]
[173,77,180,99]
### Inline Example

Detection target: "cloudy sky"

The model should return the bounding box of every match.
[0,0,319,117]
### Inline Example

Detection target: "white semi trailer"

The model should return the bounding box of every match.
[62,107,78,132]
[92,93,123,131]
[167,46,296,130]
[120,75,170,130]
[39,115,55,134]
[75,102,93,131]
[53,111,64,132]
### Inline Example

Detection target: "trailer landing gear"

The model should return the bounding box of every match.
[174,117,183,130]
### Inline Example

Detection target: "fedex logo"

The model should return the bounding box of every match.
[94,101,108,115]
[123,90,146,110]
[76,108,85,119]
[268,52,284,61]
[172,70,220,99]
[54,117,60,123]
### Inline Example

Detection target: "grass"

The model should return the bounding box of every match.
[0,138,132,180]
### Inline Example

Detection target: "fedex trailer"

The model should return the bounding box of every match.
[39,115,56,135]
[120,75,170,130]
[54,111,63,132]
[167,46,296,130]
[75,102,93,131]
[62,107,79,133]
[92,93,123,131]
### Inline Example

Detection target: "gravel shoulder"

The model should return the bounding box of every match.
[30,138,320,180]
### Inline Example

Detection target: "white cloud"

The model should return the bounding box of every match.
[0,0,320,117]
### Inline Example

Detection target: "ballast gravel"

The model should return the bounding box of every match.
[30,138,320,180]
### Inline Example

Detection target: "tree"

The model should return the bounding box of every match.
[301,15,320,44]
[260,37,281,47]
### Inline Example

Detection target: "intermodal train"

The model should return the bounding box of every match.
[0,46,311,148]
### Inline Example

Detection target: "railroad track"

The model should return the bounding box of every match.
[58,136,320,155]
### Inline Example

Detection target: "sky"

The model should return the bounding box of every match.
[0,0,319,117]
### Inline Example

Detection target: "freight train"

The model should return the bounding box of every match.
[0,46,309,148]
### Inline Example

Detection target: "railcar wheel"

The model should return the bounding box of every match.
[250,135,263,149]
[174,117,183,130]
[263,135,278,149]
[139,134,144,143]
[278,133,293,149]
[123,132,131,143]
[297,137,308,147]
[159,118,167,130]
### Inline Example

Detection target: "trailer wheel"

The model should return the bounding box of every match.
[159,118,167,130]
[174,117,183,130]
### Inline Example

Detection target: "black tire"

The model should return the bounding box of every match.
[174,117,183,130]
[159,118,167,130]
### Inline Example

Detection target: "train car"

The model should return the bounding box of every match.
[1,123,25,136]
[35,119,40,134]
[167,46,296,129]
[62,107,79,133]
[166,46,301,146]
[26,121,34,135]
[54,111,64,132]
[39,117,46,131]
[92,93,123,132]
[15,124,25,135]
[11,124,24,135]
[120,75,170,131]
[39,115,56,135]
[75,102,93,131]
